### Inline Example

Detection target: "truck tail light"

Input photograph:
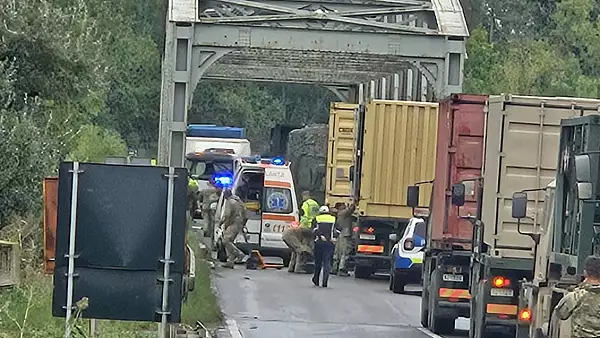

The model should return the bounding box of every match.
[403,238,415,250]
[492,276,511,288]
[353,226,359,232]
[518,308,532,322]
[365,226,375,234]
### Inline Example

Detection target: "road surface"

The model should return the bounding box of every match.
[213,266,470,338]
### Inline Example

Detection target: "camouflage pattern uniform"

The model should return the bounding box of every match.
[555,283,600,338]
[198,187,220,236]
[332,204,356,276]
[221,195,248,268]
[283,227,314,273]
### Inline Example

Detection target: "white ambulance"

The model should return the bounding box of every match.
[213,157,300,265]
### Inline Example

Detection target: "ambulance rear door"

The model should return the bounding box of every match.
[261,166,299,249]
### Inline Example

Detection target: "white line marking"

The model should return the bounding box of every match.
[226,319,243,338]
[418,327,444,338]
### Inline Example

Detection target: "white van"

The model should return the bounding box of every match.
[213,157,299,265]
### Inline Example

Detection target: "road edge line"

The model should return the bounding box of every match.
[226,319,243,338]
[417,327,443,338]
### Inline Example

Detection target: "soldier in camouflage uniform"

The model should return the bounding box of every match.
[220,189,248,269]
[555,255,600,338]
[332,202,356,277]
[198,185,221,237]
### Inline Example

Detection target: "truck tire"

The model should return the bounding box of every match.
[217,241,227,263]
[354,266,371,279]
[282,254,291,267]
[428,269,455,335]
[421,283,429,327]
[391,270,406,294]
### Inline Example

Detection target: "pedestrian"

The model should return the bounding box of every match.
[554,255,600,338]
[332,202,356,277]
[219,189,248,269]
[311,205,337,288]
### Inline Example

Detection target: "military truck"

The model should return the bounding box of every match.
[512,114,600,338]
[407,94,600,336]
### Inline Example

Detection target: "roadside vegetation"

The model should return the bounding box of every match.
[3,0,600,336]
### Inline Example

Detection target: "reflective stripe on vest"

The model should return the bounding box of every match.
[315,214,337,240]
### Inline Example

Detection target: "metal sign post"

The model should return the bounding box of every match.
[65,162,81,338]
[158,167,177,338]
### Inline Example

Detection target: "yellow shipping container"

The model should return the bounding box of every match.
[325,102,358,207]
[357,100,439,219]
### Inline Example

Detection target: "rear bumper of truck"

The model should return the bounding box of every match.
[354,254,391,273]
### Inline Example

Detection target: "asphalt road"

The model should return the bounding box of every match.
[212,266,471,338]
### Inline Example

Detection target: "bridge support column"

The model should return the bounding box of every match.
[158,22,230,167]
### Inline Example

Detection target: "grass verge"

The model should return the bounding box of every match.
[181,229,222,326]
[0,230,221,337]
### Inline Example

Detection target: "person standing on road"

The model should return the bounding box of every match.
[220,189,248,269]
[283,191,319,273]
[311,205,337,288]
[300,191,320,228]
[332,202,356,277]
[198,183,221,236]
[554,255,600,338]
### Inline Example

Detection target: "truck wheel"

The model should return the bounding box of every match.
[428,269,455,335]
[354,266,371,279]
[391,270,406,294]
[282,254,291,267]
[420,290,429,327]
[217,241,227,263]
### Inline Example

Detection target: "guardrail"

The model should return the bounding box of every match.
[0,240,20,287]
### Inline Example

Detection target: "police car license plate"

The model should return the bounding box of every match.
[490,288,514,297]
[442,274,464,282]
[359,234,376,240]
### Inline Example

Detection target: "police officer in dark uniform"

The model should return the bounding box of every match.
[311,205,337,288]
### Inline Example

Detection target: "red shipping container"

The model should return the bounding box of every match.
[428,94,487,250]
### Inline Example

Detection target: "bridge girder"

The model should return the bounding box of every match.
[159,0,468,167]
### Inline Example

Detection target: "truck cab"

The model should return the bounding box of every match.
[512,114,600,338]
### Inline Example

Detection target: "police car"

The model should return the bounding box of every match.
[389,217,426,294]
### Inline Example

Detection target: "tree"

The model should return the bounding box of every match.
[0,59,58,227]
[67,124,128,163]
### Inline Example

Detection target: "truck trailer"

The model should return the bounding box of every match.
[409,94,600,336]
[514,114,600,338]
[326,99,439,279]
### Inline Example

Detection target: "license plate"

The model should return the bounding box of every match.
[490,288,514,297]
[359,234,376,240]
[442,274,464,282]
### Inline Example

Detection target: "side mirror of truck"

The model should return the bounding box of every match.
[578,182,593,200]
[575,154,592,183]
[451,183,465,206]
[511,192,528,219]
[407,185,420,208]
[389,234,398,242]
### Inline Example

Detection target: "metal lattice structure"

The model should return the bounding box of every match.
[158,0,469,167]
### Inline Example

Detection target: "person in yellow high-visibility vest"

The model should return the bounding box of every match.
[300,191,320,228]
[282,191,319,273]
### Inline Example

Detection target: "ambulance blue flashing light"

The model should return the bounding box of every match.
[272,157,285,165]
[212,173,233,188]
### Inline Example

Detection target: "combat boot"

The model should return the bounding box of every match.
[338,270,350,277]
